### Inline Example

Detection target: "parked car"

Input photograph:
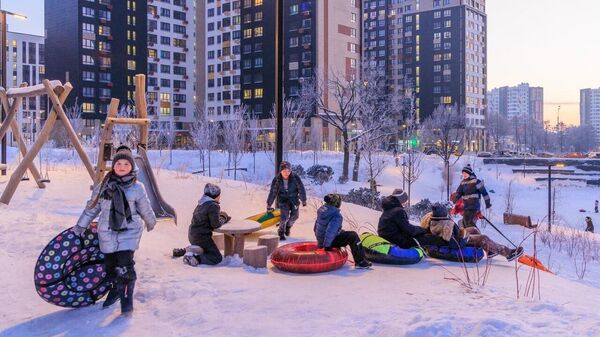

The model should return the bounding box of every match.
[587,152,600,158]
[564,152,586,158]
[492,150,512,157]
[535,152,555,158]
[476,151,493,158]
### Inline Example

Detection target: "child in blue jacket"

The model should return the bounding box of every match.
[314,194,371,269]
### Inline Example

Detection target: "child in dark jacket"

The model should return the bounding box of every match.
[378,189,445,248]
[585,216,594,233]
[314,194,372,269]
[267,161,307,241]
[177,183,225,266]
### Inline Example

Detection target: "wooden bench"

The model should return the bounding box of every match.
[503,213,536,228]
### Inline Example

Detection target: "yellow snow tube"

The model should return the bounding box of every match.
[246,209,282,229]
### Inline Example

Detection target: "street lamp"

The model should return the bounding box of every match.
[547,162,564,232]
[0,3,27,175]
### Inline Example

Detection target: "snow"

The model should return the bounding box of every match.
[1,147,600,336]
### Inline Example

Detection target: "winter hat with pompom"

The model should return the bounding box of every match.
[112,145,136,171]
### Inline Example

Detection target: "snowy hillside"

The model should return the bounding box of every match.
[1,148,600,336]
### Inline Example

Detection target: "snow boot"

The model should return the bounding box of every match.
[285,226,291,237]
[172,248,186,258]
[486,251,499,259]
[102,269,119,308]
[183,253,200,266]
[506,247,524,262]
[355,260,373,269]
[279,233,286,241]
[120,279,135,314]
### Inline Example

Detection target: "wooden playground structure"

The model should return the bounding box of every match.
[0,75,173,220]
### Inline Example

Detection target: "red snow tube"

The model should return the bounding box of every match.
[271,242,348,273]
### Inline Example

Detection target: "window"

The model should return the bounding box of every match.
[255,57,263,67]
[83,87,95,97]
[243,89,252,99]
[254,27,263,37]
[161,8,171,17]
[127,60,135,70]
[161,36,171,45]
[351,13,356,22]
[83,71,96,81]
[98,10,111,21]
[82,55,94,65]
[443,31,451,39]
[434,11,441,19]
[82,39,95,49]
[99,72,111,82]
[444,20,452,28]
[443,52,452,60]
[444,9,451,17]
[290,37,299,47]
[161,79,171,87]
[255,11,263,21]
[160,22,171,31]
[290,4,299,14]
[254,88,263,98]
[243,29,252,38]
[82,23,95,33]
[442,96,452,104]
[302,19,311,28]
[350,58,357,69]
[161,64,171,73]
[350,28,356,37]
[82,7,95,18]
[254,0,263,5]
[82,103,95,113]
[255,42,263,52]
[149,49,157,58]
[161,50,171,59]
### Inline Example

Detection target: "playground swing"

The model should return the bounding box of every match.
[0,80,95,205]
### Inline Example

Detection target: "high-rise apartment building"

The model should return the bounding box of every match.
[363,0,488,151]
[581,88,600,146]
[5,31,46,144]
[147,0,196,146]
[45,0,148,134]
[488,83,544,123]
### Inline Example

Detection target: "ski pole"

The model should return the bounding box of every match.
[481,216,517,248]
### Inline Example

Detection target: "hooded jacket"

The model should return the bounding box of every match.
[314,204,343,248]
[188,195,222,244]
[377,196,427,248]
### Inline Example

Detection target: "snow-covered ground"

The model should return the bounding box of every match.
[1,147,600,336]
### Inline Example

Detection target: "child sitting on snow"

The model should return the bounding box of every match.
[173,183,225,266]
[422,203,524,261]
[314,194,372,269]
[73,146,156,314]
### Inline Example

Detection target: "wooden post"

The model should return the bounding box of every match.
[0,83,71,205]
[43,80,95,180]
[134,74,149,147]
[233,235,246,257]
[93,98,120,186]
[0,87,44,187]
[223,234,234,257]
[243,246,268,268]
[213,233,225,251]
[257,234,279,255]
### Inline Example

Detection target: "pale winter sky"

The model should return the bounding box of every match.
[4,0,600,126]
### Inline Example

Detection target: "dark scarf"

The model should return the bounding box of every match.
[101,172,137,231]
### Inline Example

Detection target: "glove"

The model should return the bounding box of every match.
[485,202,492,209]
[72,225,87,237]
[302,201,307,207]
[324,247,333,251]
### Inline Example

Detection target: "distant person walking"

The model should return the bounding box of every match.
[585,216,594,233]
[595,200,598,213]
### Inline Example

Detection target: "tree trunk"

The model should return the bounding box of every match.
[445,160,450,200]
[342,130,349,181]
[352,143,360,182]
[368,152,376,193]
[208,150,212,177]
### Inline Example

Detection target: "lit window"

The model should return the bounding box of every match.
[255,0,263,5]
[243,89,252,99]
[254,88,263,98]
[254,27,263,37]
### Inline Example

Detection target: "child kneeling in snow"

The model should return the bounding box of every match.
[175,183,225,267]
[314,194,372,269]
[73,146,156,314]
[424,203,523,261]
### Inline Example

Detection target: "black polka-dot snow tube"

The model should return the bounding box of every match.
[34,223,110,307]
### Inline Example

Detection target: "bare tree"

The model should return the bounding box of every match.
[222,105,248,180]
[487,112,511,151]
[305,72,362,181]
[190,102,217,176]
[421,104,466,200]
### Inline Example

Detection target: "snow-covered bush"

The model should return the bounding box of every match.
[343,188,382,211]
[292,164,305,178]
[306,165,334,185]
[410,198,433,218]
